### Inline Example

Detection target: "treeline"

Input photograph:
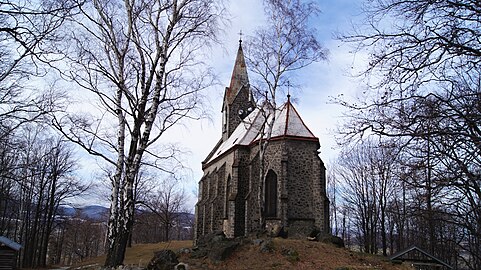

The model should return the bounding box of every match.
[132,212,194,244]
[0,125,87,267]
[0,133,194,267]
[331,1,481,270]
[49,207,194,266]
[330,137,480,269]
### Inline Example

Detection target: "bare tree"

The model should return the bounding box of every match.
[51,0,224,266]
[0,125,87,268]
[243,0,327,227]
[0,1,79,135]
[143,177,189,242]
[336,139,399,254]
[327,166,340,236]
[337,1,481,268]
[337,141,380,254]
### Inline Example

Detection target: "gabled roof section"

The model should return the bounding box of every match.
[0,236,22,251]
[204,95,318,166]
[202,138,223,164]
[225,41,249,105]
[390,245,452,269]
[205,106,263,164]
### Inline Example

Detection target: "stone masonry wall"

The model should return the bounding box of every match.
[196,156,231,240]
[195,137,329,242]
[286,139,328,236]
[286,140,316,220]
[234,147,250,236]
[245,150,260,234]
[212,164,226,232]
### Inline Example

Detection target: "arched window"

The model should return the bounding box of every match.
[264,170,277,218]
[222,105,228,133]
[225,175,231,217]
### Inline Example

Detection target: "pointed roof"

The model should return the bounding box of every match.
[225,41,249,105]
[204,95,318,166]
[270,95,316,138]
[390,245,452,269]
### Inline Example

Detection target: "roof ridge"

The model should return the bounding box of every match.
[284,98,291,136]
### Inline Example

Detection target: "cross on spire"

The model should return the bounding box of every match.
[287,81,291,100]
[238,30,243,44]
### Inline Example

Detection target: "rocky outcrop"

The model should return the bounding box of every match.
[191,231,240,262]
[146,250,179,270]
[317,234,345,248]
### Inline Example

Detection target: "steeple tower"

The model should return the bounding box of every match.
[226,39,249,103]
[222,40,254,140]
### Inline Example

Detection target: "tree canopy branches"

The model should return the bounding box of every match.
[336,1,481,268]
[245,0,327,102]
[47,0,225,266]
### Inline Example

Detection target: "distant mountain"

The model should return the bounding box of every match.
[57,206,76,216]
[82,205,109,220]
[176,212,195,227]
[58,205,109,221]
[57,205,194,224]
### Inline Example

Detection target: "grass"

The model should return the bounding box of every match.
[72,241,193,269]
[71,239,413,270]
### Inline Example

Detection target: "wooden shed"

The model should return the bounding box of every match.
[390,245,452,270]
[0,236,21,270]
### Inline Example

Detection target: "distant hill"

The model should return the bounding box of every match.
[58,205,109,221]
[81,205,109,220]
[58,206,194,224]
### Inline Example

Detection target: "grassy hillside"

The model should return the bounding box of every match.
[71,239,412,270]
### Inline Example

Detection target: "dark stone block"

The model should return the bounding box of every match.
[208,240,239,261]
[259,238,274,253]
[147,250,179,270]
[191,231,240,262]
[317,234,345,248]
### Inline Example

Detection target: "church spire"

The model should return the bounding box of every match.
[222,40,254,140]
[226,39,249,104]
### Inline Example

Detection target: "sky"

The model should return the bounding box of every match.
[162,0,366,210]
[74,0,367,210]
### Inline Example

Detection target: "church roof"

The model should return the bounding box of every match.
[204,95,317,165]
[224,41,250,105]
[270,95,316,138]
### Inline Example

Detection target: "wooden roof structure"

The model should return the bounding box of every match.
[0,236,21,251]
[0,236,21,270]
[390,245,452,269]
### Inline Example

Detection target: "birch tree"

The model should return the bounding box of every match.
[243,0,327,227]
[52,0,223,266]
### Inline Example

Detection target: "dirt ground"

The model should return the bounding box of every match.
[179,238,412,270]
[69,239,412,270]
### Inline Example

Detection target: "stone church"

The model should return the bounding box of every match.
[194,41,329,241]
